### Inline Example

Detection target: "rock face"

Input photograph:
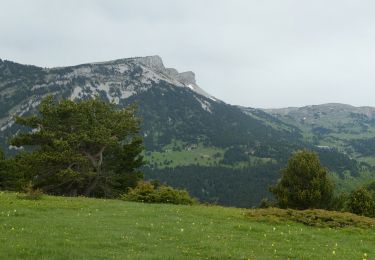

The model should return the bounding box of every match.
[133,56,196,85]
[133,55,166,73]
[129,56,212,99]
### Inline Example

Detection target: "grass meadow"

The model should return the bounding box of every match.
[0,192,374,259]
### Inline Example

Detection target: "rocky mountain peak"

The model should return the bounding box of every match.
[133,55,165,72]
[178,71,196,85]
[127,55,212,99]
[131,55,197,86]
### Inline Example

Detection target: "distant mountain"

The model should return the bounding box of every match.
[0,57,369,206]
[264,103,375,168]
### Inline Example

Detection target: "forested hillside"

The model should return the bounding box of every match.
[0,57,372,206]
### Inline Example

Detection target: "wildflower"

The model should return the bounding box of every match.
[333,250,336,255]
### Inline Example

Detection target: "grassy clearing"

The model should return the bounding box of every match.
[0,192,374,259]
[358,156,375,167]
[145,144,274,169]
[145,145,224,168]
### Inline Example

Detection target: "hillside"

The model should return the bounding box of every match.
[0,192,374,259]
[264,103,375,166]
[0,57,371,207]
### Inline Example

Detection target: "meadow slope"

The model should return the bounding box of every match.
[0,192,374,259]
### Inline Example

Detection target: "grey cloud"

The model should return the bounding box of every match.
[1,0,375,107]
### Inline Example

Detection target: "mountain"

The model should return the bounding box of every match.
[264,103,375,167]
[0,56,369,207]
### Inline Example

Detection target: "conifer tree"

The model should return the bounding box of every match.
[10,96,144,197]
[270,150,333,209]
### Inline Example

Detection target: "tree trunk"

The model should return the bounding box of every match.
[82,145,107,196]
[85,176,99,196]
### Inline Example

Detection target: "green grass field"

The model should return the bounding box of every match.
[0,192,374,259]
[145,145,225,168]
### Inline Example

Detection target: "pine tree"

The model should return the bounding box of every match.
[270,150,333,209]
[10,96,144,197]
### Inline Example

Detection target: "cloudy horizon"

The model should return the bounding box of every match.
[1,0,375,108]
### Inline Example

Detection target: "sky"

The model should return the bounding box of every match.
[1,0,375,108]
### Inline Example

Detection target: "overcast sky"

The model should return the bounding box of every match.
[1,0,375,108]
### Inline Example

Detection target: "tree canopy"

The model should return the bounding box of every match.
[270,150,333,209]
[10,96,144,197]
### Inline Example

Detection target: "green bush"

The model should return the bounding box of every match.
[346,188,375,217]
[17,182,43,200]
[122,181,197,205]
[364,181,375,200]
[258,198,276,208]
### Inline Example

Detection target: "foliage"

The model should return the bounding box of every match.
[220,146,248,164]
[258,198,276,208]
[144,163,281,207]
[270,150,334,209]
[315,148,361,177]
[346,188,375,217]
[0,152,24,191]
[351,137,375,157]
[328,193,349,211]
[122,181,196,205]
[9,96,144,197]
[247,207,375,228]
[17,181,43,200]
[364,181,375,200]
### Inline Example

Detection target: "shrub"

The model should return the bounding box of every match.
[258,198,275,208]
[17,182,43,200]
[122,181,197,205]
[247,207,375,228]
[364,181,375,200]
[157,186,196,205]
[346,188,375,217]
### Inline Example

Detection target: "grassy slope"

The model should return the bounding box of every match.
[0,192,374,260]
